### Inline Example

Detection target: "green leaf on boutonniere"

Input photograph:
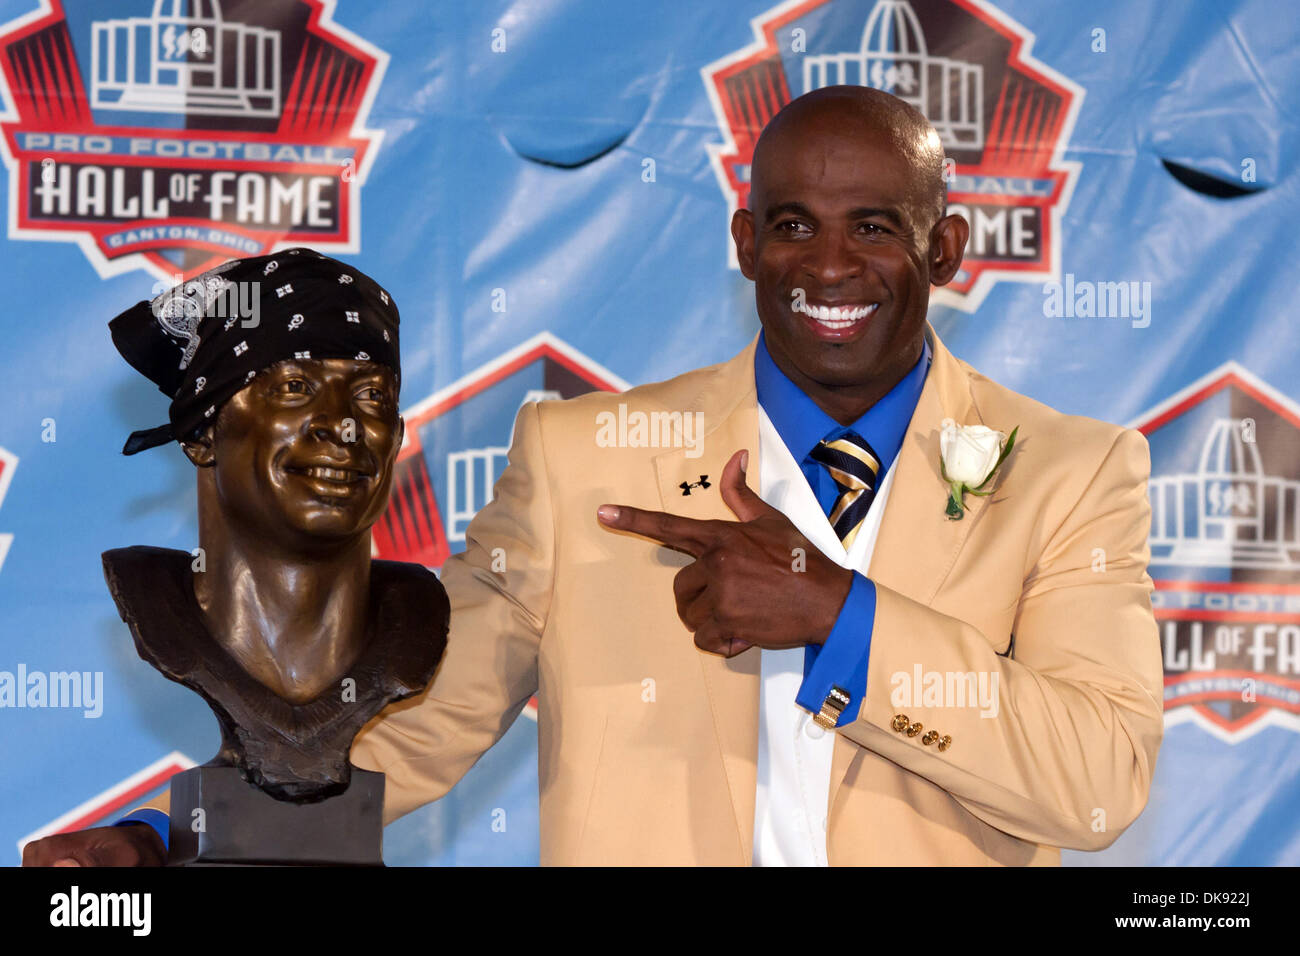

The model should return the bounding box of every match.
[945,485,965,519]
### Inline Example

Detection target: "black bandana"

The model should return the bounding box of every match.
[109,248,400,455]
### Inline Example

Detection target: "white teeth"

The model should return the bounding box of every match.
[796,302,879,328]
[303,467,356,481]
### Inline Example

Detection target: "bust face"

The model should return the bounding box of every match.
[195,357,402,548]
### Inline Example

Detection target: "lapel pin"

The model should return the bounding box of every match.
[679,475,710,496]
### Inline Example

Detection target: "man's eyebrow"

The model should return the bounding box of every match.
[763,203,908,228]
[763,202,815,224]
[847,206,906,227]
[351,367,395,386]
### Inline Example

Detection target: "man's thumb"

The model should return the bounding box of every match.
[720,449,771,521]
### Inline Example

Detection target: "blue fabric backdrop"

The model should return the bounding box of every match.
[1,0,1297,865]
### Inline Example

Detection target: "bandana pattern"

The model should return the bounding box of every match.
[109,248,401,454]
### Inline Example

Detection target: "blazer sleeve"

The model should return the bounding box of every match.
[842,426,1164,851]
[349,400,555,823]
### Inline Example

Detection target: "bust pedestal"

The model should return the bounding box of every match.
[168,765,386,866]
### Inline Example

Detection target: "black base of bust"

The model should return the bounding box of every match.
[167,766,385,867]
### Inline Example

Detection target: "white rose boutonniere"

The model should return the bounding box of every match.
[938,419,1019,520]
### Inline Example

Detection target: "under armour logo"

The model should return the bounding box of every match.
[276,283,293,297]
[379,290,389,305]
[294,350,311,360]
[679,475,710,496]
[345,310,360,323]
[233,340,248,356]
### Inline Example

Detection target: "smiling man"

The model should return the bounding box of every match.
[579,86,1163,863]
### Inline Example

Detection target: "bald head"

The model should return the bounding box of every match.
[729,84,969,425]
[750,86,947,227]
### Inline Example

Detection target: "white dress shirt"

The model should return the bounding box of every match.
[752,406,898,866]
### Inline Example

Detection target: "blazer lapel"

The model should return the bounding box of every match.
[828,322,996,813]
[652,337,763,866]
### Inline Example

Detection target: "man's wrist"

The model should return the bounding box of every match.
[796,572,876,724]
[115,808,169,852]
[807,563,855,646]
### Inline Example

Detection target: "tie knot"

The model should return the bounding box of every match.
[808,430,880,491]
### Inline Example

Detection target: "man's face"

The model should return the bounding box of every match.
[733,122,958,397]
[201,358,402,548]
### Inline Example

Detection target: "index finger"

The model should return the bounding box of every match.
[597,504,721,557]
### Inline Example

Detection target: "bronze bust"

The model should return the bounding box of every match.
[103,250,448,863]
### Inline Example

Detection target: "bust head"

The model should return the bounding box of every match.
[180,356,403,553]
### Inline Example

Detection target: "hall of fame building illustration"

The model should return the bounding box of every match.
[91,0,281,119]
[802,0,984,150]
[1149,417,1300,571]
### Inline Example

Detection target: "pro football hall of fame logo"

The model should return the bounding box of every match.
[703,0,1084,311]
[1136,365,1300,743]
[0,0,387,281]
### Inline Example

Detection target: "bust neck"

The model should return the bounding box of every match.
[193,488,372,705]
[101,546,450,801]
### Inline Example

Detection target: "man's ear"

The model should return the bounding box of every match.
[730,208,757,280]
[180,426,216,467]
[928,213,970,287]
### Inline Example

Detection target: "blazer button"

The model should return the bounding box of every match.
[938,735,953,752]
[905,721,923,737]
[921,730,939,745]
[891,714,910,732]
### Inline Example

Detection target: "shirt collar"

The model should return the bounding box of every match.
[754,330,932,473]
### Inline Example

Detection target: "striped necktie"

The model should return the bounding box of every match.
[807,431,882,551]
